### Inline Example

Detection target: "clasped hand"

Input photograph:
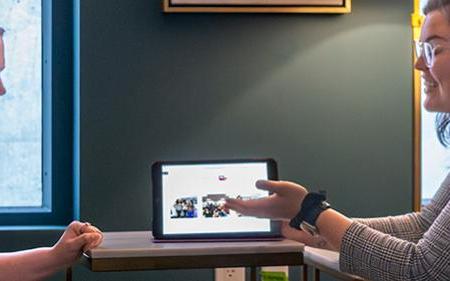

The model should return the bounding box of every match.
[52,221,103,268]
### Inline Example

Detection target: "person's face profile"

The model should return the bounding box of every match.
[415,9,450,113]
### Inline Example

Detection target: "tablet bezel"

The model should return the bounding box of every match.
[152,158,280,241]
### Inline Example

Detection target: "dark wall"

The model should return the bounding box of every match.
[79,0,413,227]
[0,0,414,280]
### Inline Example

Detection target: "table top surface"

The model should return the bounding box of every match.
[85,231,304,259]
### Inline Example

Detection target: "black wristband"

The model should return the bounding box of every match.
[289,192,329,230]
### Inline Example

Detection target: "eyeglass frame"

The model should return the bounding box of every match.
[414,40,450,68]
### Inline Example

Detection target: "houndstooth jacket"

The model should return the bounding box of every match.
[339,173,450,281]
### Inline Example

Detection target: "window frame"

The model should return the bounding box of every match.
[0,0,76,226]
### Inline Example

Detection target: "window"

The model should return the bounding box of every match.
[420,101,450,205]
[0,0,43,208]
[0,0,75,226]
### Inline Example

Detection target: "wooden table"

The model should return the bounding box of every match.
[302,247,366,281]
[72,231,304,281]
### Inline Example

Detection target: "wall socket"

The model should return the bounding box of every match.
[215,267,245,281]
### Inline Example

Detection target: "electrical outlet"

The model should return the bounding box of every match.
[215,267,245,281]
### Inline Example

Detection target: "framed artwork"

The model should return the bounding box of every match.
[162,0,351,13]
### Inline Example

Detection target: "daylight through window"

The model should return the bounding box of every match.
[0,0,42,207]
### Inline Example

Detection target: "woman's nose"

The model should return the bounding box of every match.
[414,55,429,73]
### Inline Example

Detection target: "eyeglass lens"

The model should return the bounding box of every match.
[415,42,433,67]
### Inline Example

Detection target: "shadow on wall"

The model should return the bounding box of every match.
[82,0,410,155]
[78,0,412,230]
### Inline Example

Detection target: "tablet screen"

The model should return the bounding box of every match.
[152,159,279,240]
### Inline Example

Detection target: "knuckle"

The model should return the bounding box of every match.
[69,220,81,228]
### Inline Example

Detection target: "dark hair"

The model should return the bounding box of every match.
[423,0,450,15]
[423,0,450,146]
[436,113,450,147]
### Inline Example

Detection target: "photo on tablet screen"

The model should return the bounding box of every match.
[170,197,198,219]
[202,194,229,218]
[201,194,265,218]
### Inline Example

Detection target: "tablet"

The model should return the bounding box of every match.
[152,159,280,241]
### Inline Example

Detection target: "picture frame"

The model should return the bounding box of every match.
[162,0,351,13]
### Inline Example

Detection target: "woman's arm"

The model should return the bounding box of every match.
[282,213,427,248]
[0,221,102,281]
[280,221,334,250]
[353,172,450,242]
[225,180,352,251]
[339,201,450,281]
[226,179,450,280]
[353,213,427,243]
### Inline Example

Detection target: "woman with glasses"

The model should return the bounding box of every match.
[0,221,102,281]
[225,0,450,280]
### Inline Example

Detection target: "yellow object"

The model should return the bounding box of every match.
[411,0,424,40]
[260,271,289,281]
[412,0,424,212]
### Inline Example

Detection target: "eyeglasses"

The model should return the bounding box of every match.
[415,41,435,68]
[414,41,450,68]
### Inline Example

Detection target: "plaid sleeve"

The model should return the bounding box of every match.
[353,173,450,243]
[339,200,450,281]
[353,213,428,243]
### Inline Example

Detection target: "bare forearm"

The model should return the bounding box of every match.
[316,209,353,251]
[0,247,63,281]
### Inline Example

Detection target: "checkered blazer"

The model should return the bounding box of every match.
[339,173,450,281]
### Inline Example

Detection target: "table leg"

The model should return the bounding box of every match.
[302,264,308,281]
[313,268,320,281]
[66,267,72,281]
[250,266,257,281]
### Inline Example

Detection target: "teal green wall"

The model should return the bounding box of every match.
[0,0,414,280]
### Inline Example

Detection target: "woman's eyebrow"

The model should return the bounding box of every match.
[425,34,446,42]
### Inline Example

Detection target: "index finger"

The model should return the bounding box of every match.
[255,180,294,195]
[81,224,103,241]
[224,196,277,218]
[82,224,102,234]
[81,232,103,252]
[67,220,85,235]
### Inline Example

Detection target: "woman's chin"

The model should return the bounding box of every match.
[423,96,438,112]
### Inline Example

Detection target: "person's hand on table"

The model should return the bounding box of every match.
[51,221,103,268]
[224,180,308,220]
[281,221,335,251]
